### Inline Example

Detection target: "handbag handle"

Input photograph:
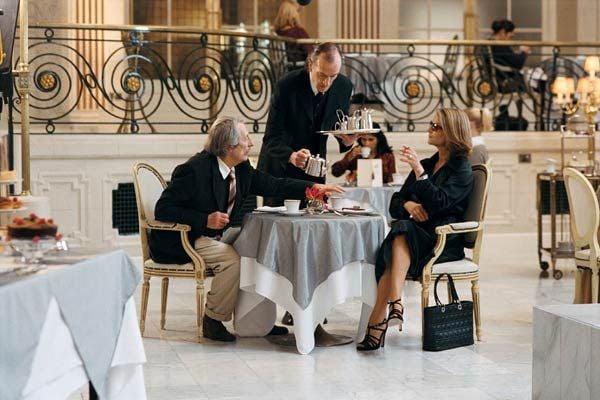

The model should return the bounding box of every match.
[433,273,461,306]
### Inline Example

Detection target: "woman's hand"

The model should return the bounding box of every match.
[399,145,425,177]
[313,183,345,195]
[348,146,362,160]
[404,201,429,222]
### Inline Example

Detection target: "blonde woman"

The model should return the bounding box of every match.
[464,107,492,165]
[273,0,313,63]
[357,108,473,351]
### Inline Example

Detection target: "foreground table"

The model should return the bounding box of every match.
[233,212,385,354]
[0,249,146,400]
[533,304,600,400]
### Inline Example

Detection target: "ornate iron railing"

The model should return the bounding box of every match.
[7,24,599,134]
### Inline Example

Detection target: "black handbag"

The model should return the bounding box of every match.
[423,273,474,351]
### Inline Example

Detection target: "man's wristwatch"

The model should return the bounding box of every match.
[417,172,428,181]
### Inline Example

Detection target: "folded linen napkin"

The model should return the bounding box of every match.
[254,206,286,213]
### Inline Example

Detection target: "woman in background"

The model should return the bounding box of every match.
[357,108,473,351]
[331,123,395,184]
[464,107,491,165]
[273,0,313,64]
[490,19,530,92]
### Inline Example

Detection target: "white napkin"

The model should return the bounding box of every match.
[254,206,286,213]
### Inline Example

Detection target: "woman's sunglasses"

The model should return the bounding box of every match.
[429,121,443,132]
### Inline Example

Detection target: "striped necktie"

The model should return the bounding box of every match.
[226,169,236,215]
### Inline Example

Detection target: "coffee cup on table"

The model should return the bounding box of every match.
[361,147,371,158]
[392,173,403,185]
[330,196,345,210]
[284,199,301,213]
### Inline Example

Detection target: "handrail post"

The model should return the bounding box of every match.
[15,0,30,195]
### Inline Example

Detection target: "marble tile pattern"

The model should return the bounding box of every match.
[68,234,581,400]
[533,304,600,400]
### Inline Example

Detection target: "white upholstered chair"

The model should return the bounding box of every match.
[132,162,208,341]
[420,163,491,342]
[563,167,600,303]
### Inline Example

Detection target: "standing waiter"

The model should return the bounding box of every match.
[257,42,354,327]
[257,42,355,206]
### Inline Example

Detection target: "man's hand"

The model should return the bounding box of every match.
[334,133,357,147]
[289,148,311,168]
[404,201,429,222]
[207,211,230,230]
[312,183,345,195]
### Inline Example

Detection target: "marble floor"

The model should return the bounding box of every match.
[78,233,577,399]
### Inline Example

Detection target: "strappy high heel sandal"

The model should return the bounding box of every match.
[356,318,388,351]
[387,298,404,332]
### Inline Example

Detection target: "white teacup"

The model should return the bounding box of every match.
[546,158,557,174]
[284,199,301,213]
[330,196,346,210]
[392,173,403,185]
[361,147,371,158]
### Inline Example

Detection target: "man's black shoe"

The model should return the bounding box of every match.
[267,325,289,336]
[281,311,327,326]
[202,315,236,342]
[281,311,294,326]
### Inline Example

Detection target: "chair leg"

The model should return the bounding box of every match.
[421,281,430,338]
[574,269,582,304]
[471,278,482,341]
[160,277,169,330]
[196,279,205,341]
[140,274,151,336]
[592,271,599,303]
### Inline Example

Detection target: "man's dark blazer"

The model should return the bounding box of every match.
[257,68,353,182]
[149,151,311,264]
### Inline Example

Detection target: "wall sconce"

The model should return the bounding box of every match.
[552,55,600,130]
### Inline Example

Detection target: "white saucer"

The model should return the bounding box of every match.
[278,210,306,216]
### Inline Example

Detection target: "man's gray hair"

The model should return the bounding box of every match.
[204,116,245,157]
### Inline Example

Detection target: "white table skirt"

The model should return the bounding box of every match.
[22,296,146,400]
[234,258,377,354]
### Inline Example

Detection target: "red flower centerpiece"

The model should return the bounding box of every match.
[305,187,326,215]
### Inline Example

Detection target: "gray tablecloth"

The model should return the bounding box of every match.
[233,213,385,309]
[0,249,141,400]
[343,186,400,223]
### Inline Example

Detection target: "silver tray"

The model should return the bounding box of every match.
[318,129,380,135]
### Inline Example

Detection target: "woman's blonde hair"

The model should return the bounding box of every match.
[436,108,473,157]
[464,107,493,133]
[273,1,301,31]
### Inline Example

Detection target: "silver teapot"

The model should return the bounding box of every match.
[305,154,328,177]
[354,107,373,130]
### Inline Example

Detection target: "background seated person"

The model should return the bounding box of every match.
[273,0,313,66]
[331,123,395,184]
[464,107,491,165]
[490,18,531,93]
[149,116,343,342]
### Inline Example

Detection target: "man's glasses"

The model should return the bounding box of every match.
[429,121,443,132]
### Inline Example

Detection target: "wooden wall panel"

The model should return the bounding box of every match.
[336,0,379,54]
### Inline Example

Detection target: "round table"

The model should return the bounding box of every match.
[233,211,386,354]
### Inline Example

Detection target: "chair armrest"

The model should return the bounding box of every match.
[435,221,481,235]
[141,220,191,232]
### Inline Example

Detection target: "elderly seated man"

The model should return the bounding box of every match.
[149,116,343,342]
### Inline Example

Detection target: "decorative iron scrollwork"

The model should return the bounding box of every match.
[36,70,58,92]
